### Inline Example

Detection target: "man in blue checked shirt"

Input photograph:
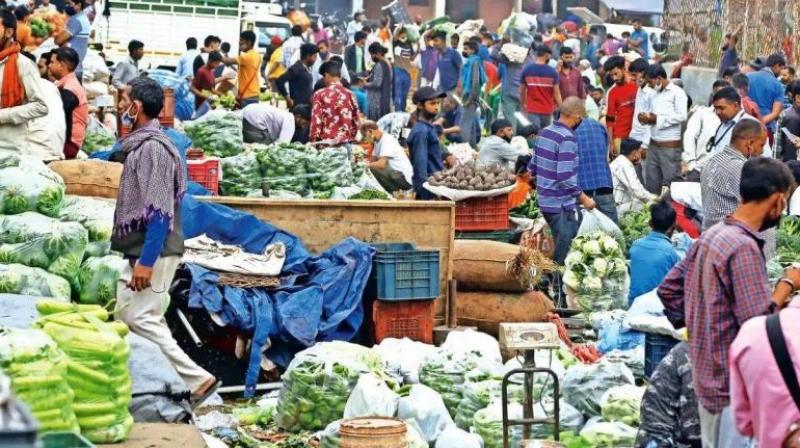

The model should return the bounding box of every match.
[575,116,618,223]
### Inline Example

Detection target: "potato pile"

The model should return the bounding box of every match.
[427,162,516,191]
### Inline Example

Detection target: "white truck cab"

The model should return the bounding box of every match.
[96,0,292,69]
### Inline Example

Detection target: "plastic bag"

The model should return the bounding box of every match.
[563,231,629,313]
[183,109,244,157]
[529,398,585,439]
[396,384,454,443]
[561,360,635,417]
[579,417,638,447]
[597,320,644,354]
[81,118,116,155]
[474,400,523,448]
[441,328,502,365]
[600,384,645,426]
[374,338,437,385]
[36,309,133,443]
[276,342,384,432]
[57,195,115,259]
[0,328,80,433]
[578,209,625,243]
[435,423,482,448]
[343,373,400,419]
[77,256,128,306]
[0,212,89,291]
[419,349,479,416]
[603,347,645,380]
[0,154,65,217]
[0,263,71,301]
[624,289,682,339]
[220,152,262,197]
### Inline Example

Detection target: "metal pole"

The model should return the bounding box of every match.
[447,279,457,328]
[176,309,203,347]
[522,350,535,440]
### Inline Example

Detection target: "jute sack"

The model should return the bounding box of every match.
[455,291,553,337]
[453,240,526,292]
[48,160,122,199]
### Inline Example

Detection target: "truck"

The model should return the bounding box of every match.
[94,0,292,68]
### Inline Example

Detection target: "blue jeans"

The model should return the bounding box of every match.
[586,192,618,224]
[393,67,411,113]
[543,209,581,265]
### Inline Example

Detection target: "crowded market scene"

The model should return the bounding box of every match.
[0,0,800,446]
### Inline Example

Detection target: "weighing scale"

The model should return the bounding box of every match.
[499,322,563,448]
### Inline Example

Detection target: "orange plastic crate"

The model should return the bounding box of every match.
[372,299,434,344]
[455,193,510,231]
[187,159,220,195]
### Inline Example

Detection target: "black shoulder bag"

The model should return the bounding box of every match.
[766,313,800,410]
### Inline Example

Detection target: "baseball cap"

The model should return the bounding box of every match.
[412,87,446,104]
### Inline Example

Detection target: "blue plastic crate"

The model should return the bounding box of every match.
[371,243,440,301]
[644,333,679,378]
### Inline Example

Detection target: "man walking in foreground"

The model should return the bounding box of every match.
[659,154,800,447]
[113,77,218,406]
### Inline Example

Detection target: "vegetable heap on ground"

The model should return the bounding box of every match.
[34,300,133,444]
[0,328,80,433]
[562,232,629,313]
[618,208,650,248]
[427,161,516,191]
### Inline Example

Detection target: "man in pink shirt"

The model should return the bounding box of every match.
[731,296,800,447]
[49,47,88,159]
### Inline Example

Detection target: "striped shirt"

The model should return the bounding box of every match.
[700,145,745,231]
[528,122,581,214]
[658,217,772,414]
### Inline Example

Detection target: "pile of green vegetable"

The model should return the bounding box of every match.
[0,263,71,301]
[561,361,635,417]
[77,256,127,306]
[81,128,116,155]
[30,17,52,38]
[0,154,65,217]
[510,192,539,219]
[276,342,384,432]
[578,419,638,447]
[0,212,88,292]
[777,215,800,266]
[220,152,262,196]
[183,110,244,157]
[255,145,355,197]
[600,385,645,427]
[211,92,237,110]
[0,327,80,433]
[473,401,523,448]
[35,300,133,444]
[619,208,650,248]
[57,196,115,259]
[348,189,388,200]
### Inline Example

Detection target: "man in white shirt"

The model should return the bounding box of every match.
[708,86,771,156]
[638,64,688,194]
[682,81,731,180]
[176,37,199,80]
[611,138,657,214]
[33,52,66,160]
[628,58,655,150]
[346,11,365,46]
[361,120,413,193]
[282,25,305,69]
[241,103,296,145]
[477,119,530,170]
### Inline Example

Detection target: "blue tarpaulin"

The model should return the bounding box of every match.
[179,195,375,396]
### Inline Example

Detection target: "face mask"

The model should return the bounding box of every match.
[562,61,573,69]
[121,103,138,128]
[65,5,76,15]
[501,135,512,143]
[462,52,469,58]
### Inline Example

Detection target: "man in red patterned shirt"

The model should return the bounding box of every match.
[310,61,360,144]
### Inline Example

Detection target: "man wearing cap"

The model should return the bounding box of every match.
[266,36,286,92]
[477,119,530,171]
[407,87,447,200]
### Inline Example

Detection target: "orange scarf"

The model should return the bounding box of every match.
[0,43,23,109]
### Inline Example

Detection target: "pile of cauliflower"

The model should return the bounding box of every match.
[563,232,630,313]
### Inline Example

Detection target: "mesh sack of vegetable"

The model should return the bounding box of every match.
[35,303,133,444]
[0,154,65,217]
[81,125,116,155]
[0,328,80,433]
[183,109,244,157]
[77,256,127,306]
[529,398,585,439]
[276,341,385,432]
[57,196,115,259]
[220,152,263,196]
[0,263,71,301]
[256,145,312,195]
[473,400,523,448]
[600,384,645,427]
[561,360,635,417]
[0,212,88,292]
[562,232,630,313]
[305,147,355,192]
[419,349,481,417]
[454,380,524,430]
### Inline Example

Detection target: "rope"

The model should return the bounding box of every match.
[547,312,602,364]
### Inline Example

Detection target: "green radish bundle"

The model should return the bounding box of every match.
[34,300,133,443]
[0,328,80,434]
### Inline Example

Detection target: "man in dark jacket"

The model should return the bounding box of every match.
[344,30,367,75]
[275,43,319,108]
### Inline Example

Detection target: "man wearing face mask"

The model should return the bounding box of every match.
[477,119,529,170]
[660,154,800,448]
[780,80,800,161]
[528,97,597,266]
[361,121,413,193]
[55,0,89,81]
[708,86,770,156]
[638,64,688,194]
[557,47,584,101]
[407,87,447,200]
[112,77,219,407]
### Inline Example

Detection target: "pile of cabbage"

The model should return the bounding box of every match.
[0,154,65,217]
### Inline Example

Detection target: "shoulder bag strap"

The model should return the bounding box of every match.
[766,313,800,411]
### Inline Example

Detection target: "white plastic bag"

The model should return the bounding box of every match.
[374,338,437,384]
[600,384,646,427]
[670,181,703,211]
[396,384,454,443]
[578,209,624,241]
[623,289,682,339]
[561,360,635,417]
[434,423,482,448]
[579,417,638,447]
[441,329,502,365]
[343,373,400,419]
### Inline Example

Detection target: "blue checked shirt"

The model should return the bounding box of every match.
[575,118,613,191]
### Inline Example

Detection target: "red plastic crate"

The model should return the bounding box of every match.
[187,159,220,195]
[372,299,434,344]
[455,193,510,231]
